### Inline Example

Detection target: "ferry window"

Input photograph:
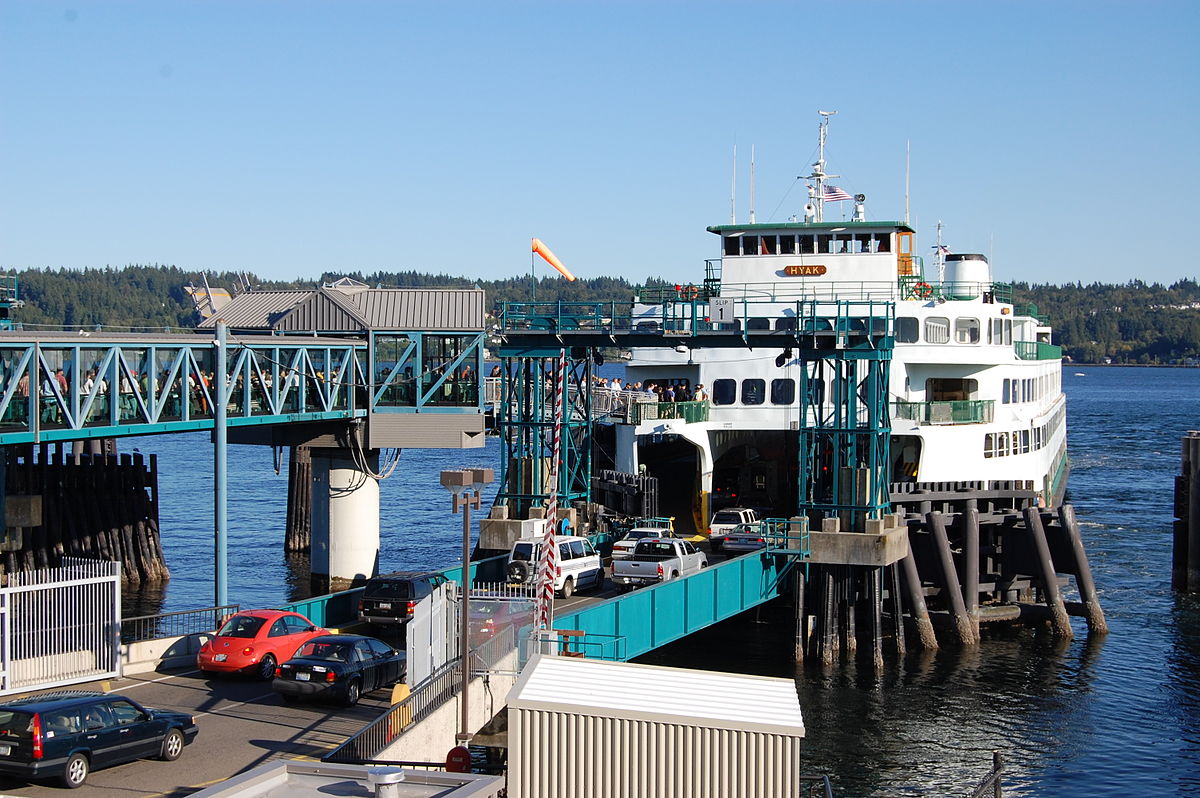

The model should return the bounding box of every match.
[874,233,891,253]
[998,433,1008,457]
[834,236,850,254]
[1003,319,1012,345]
[776,317,797,331]
[742,235,759,255]
[771,378,795,405]
[923,317,951,344]
[896,317,919,343]
[799,235,815,254]
[747,317,771,331]
[855,234,872,253]
[1002,379,1011,404]
[760,235,777,255]
[955,318,980,344]
[780,235,797,255]
[741,379,766,405]
[817,234,833,254]
[713,379,736,405]
[724,236,740,256]
[984,433,995,458]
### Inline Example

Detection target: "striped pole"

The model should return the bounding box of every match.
[536,351,567,630]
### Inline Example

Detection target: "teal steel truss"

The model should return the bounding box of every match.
[494,352,594,518]
[0,335,368,444]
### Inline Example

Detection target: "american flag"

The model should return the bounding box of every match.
[934,244,952,256]
[536,350,567,630]
[823,184,852,202]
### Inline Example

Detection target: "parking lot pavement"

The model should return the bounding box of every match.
[0,667,392,797]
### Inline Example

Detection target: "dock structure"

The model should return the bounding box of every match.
[491,295,1106,665]
[0,281,489,592]
[1175,430,1200,592]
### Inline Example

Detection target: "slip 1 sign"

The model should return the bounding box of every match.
[708,297,735,323]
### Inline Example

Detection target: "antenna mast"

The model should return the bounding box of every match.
[749,145,756,224]
[904,140,911,226]
[936,220,946,284]
[806,111,838,223]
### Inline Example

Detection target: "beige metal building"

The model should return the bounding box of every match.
[507,654,807,798]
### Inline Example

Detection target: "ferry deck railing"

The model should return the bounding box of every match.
[498,296,894,342]
[1015,341,1062,360]
[892,399,995,426]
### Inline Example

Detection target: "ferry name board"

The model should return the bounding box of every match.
[784,264,827,276]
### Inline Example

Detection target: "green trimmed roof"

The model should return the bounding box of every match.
[706,221,915,234]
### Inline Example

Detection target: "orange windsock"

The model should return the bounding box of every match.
[531,238,576,281]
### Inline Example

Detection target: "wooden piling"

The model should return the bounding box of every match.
[866,566,884,671]
[1058,504,1106,633]
[818,566,837,665]
[888,563,906,658]
[1175,431,1200,592]
[793,566,806,664]
[1023,506,1073,639]
[286,445,313,553]
[899,547,938,650]
[928,511,977,645]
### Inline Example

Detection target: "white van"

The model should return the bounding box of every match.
[506,535,604,598]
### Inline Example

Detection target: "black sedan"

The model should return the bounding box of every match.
[271,634,406,706]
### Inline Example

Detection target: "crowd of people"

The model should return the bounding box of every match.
[591,375,708,403]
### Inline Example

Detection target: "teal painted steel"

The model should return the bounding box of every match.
[553,551,796,662]
[0,330,485,445]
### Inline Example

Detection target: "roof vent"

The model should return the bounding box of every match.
[367,766,406,798]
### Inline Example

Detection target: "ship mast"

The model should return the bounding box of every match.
[805,111,840,223]
[935,220,946,284]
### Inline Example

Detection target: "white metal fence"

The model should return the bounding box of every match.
[1,558,121,696]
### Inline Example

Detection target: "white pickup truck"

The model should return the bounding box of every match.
[610,538,708,591]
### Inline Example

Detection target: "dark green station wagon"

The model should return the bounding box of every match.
[0,691,198,788]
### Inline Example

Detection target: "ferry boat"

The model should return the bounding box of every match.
[612,114,1068,532]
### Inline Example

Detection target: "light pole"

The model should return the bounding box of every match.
[440,466,494,745]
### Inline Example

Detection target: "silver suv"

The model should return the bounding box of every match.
[708,507,759,552]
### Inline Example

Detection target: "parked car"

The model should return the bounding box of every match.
[611,524,678,560]
[506,535,603,598]
[708,507,760,552]
[0,691,198,789]
[272,634,407,706]
[197,609,328,679]
[723,522,769,554]
[611,538,708,591]
[358,571,450,626]
[469,598,533,647]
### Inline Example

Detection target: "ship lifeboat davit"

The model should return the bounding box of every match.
[943,253,991,299]
[532,238,576,281]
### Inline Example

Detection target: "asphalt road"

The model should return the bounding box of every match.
[0,554,729,796]
[0,665,395,798]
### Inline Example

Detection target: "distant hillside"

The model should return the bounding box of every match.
[9,266,1200,364]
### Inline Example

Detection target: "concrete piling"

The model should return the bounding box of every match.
[928,511,977,645]
[1059,504,1108,633]
[1023,506,1073,639]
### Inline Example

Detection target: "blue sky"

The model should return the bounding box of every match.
[2,1,1196,287]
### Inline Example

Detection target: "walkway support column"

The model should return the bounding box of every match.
[214,320,228,607]
[310,448,380,592]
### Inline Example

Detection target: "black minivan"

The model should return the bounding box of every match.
[0,691,198,788]
[358,570,449,626]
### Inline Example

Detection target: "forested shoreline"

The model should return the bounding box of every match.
[8,265,1200,365]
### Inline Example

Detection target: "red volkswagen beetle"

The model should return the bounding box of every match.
[198,610,328,679]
